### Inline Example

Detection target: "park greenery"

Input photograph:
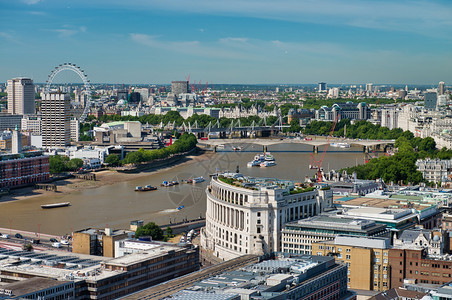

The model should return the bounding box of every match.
[49,156,84,174]
[135,222,174,241]
[122,132,197,165]
[342,133,452,185]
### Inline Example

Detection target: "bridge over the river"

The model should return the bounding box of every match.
[198,137,395,153]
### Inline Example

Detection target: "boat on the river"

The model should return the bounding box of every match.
[192,177,205,184]
[177,205,184,210]
[41,202,71,209]
[161,181,179,187]
[330,142,351,148]
[260,161,276,167]
[135,185,157,191]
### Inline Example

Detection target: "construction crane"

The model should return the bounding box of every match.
[310,114,340,183]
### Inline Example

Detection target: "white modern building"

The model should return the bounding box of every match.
[70,117,79,142]
[200,173,333,260]
[21,115,41,135]
[42,92,71,147]
[7,77,35,115]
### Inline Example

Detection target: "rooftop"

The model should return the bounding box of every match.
[0,277,70,297]
[322,235,390,249]
[284,214,386,233]
[162,255,338,300]
[216,172,316,194]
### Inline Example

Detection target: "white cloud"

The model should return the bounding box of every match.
[0,32,23,45]
[48,26,88,38]
[102,0,452,37]
[22,0,42,4]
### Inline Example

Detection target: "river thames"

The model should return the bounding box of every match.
[0,143,370,235]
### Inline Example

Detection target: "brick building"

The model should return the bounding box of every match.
[389,247,452,289]
[0,151,49,188]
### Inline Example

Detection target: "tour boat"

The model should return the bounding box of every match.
[217,144,225,149]
[192,177,205,184]
[260,161,277,167]
[232,146,242,151]
[41,202,71,209]
[330,142,351,148]
[264,152,275,161]
[161,181,174,187]
[177,205,185,210]
[247,160,261,167]
[135,185,157,191]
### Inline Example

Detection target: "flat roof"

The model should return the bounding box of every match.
[1,277,70,297]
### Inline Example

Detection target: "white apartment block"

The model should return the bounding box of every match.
[21,115,41,135]
[42,93,70,147]
[416,158,452,183]
[70,118,79,142]
[7,77,35,115]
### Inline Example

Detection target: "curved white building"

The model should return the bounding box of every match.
[201,173,333,260]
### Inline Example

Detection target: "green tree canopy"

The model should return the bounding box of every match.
[135,222,163,240]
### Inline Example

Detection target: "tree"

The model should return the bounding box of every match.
[105,154,120,166]
[67,158,84,171]
[22,243,33,251]
[165,226,174,238]
[49,155,69,174]
[135,222,164,240]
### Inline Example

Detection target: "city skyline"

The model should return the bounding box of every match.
[1,0,451,84]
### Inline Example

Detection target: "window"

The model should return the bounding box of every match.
[346,249,351,253]
[346,255,351,260]
[375,258,380,263]
[338,248,342,252]
[317,252,323,256]
[383,259,388,264]
[338,254,342,258]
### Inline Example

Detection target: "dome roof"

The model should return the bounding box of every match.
[433,235,440,241]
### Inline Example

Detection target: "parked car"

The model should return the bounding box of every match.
[1,234,9,239]
[50,238,58,242]
[31,239,40,244]
[15,233,23,239]
[61,240,69,245]
[52,242,62,248]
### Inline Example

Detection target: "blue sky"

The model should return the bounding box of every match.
[1,0,451,84]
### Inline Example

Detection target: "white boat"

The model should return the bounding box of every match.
[330,142,351,148]
[217,144,225,149]
[192,176,205,184]
[264,152,275,161]
[260,161,276,167]
[232,146,242,151]
[247,160,261,167]
[41,202,71,209]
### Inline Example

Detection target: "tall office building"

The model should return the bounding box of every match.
[171,81,189,95]
[424,92,438,110]
[318,82,327,92]
[439,81,445,95]
[7,78,35,115]
[365,83,373,92]
[42,92,71,147]
[135,88,150,103]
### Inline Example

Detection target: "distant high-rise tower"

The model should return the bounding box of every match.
[318,82,327,92]
[42,92,71,147]
[424,92,437,110]
[7,77,35,115]
[365,83,373,92]
[171,81,189,95]
[438,81,445,95]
